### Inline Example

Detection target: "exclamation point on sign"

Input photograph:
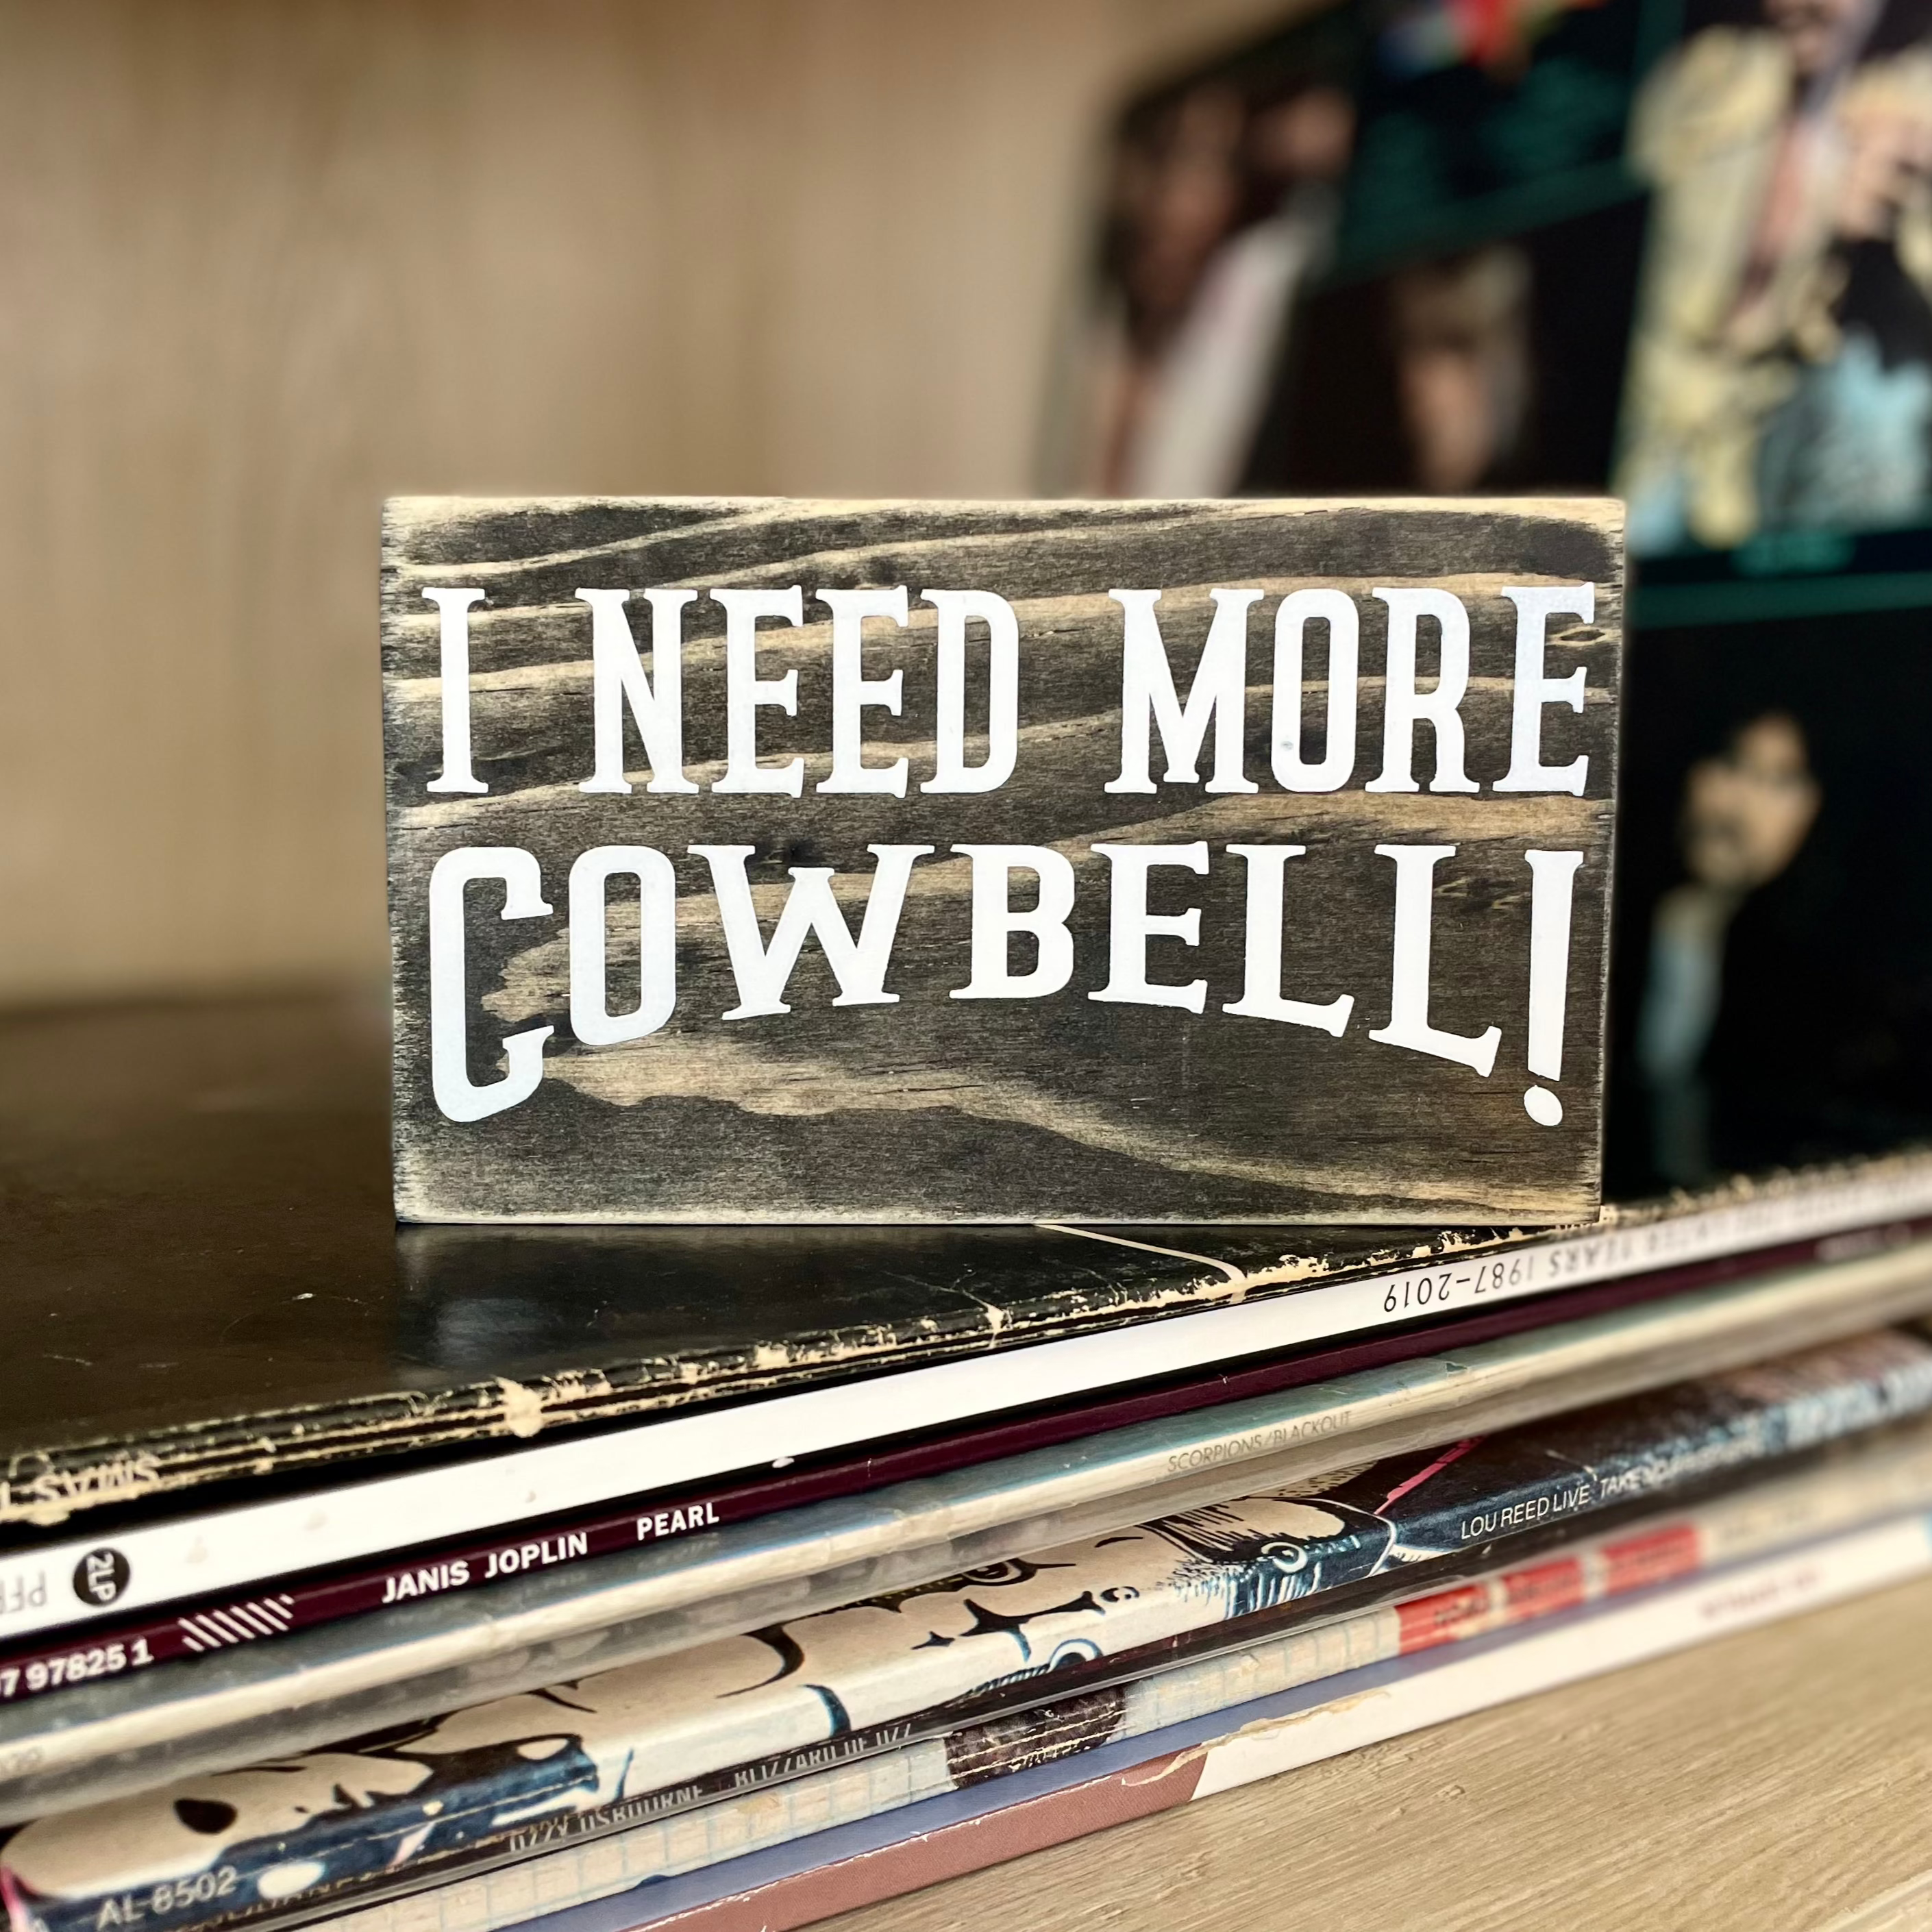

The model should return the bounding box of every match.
[1522,850,1584,1126]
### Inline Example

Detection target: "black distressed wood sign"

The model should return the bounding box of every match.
[382,497,1622,1224]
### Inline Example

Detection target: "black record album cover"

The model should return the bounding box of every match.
[1608,615,1932,1192]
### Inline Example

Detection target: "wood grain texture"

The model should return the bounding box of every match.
[384,495,1621,1222]
[826,1572,1932,1932]
[0,0,1302,1006]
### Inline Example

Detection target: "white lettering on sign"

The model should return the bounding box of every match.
[417,582,1599,1125]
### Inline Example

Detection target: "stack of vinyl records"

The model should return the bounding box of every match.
[5,1102,1932,1932]
[9,943,1932,1922]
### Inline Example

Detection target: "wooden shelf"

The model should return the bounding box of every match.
[832,1574,1932,1931]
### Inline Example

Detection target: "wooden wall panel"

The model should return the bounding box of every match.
[0,0,1289,1004]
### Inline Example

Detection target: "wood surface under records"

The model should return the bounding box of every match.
[382,497,1623,1223]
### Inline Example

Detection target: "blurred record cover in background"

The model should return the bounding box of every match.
[1611,616,1932,1193]
[1052,0,1932,1200]
[1064,8,1359,497]
[1617,0,1932,561]
[1254,0,1663,497]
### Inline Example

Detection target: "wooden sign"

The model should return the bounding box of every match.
[382,497,1621,1225]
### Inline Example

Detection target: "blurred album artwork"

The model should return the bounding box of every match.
[1069,0,1932,574]
[1249,0,1661,496]
[1065,8,1360,497]
[1608,616,1932,1193]
[1255,196,1646,494]
[1336,0,1669,269]
[1615,0,1932,560]
[1059,0,1664,500]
